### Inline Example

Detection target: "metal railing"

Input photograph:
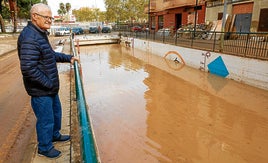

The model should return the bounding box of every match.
[70,35,99,163]
[116,28,268,60]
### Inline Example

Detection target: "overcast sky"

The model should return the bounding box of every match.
[47,0,106,16]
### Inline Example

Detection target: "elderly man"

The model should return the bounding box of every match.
[17,3,78,159]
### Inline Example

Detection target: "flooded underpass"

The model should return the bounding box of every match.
[78,44,268,163]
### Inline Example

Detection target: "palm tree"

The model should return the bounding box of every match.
[65,3,71,21]
[58,2,66,22]
[66,3,71,12]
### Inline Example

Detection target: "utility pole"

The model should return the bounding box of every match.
[148,0,150,33]
[220,0,228,52]
[193,0,198,38]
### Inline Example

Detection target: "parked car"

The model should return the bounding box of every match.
[101,26,111,33]
[89,26,99,33]
[72,27,84,35]
[156,28,171,37]
[131,26,142,32]
[55,27,70,36]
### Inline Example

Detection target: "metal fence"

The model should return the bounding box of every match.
[70,36,99,163]
[115,28,268,60]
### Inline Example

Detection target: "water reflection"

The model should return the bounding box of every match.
[79,44,268,163]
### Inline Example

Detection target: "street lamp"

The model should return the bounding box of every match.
[220,0,228,51]
[148,0,150,33]
[193,0,198,38]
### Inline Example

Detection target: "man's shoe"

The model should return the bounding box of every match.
[53,135,71,143]
[38,148,61,159]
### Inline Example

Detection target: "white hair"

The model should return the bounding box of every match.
[30,3,51,15]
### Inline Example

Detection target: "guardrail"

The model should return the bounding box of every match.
[70,35,99,163]
[116,29,268,60]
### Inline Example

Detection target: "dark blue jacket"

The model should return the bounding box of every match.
[18,21,72,96]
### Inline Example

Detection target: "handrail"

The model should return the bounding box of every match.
[70,34,99,163]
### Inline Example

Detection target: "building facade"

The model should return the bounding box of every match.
[149,0,268,32]
[149,0,207,31]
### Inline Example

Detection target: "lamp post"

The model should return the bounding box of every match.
[193,0,198,38]
[148,0,150,33]
[191,0,198,46]
[220,0,227,52]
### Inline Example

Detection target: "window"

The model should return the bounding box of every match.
[218,13,223,20]
[158,15,164,29]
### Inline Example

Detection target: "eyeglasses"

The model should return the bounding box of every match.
[35,13,54,21]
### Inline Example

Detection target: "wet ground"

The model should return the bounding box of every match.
[0,36,76,163]
[78,44,268,163]
[0,37,35,163]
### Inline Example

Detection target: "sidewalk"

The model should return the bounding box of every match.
[29,39,76,163]
[29,70,72,163]
[0,35,18,56]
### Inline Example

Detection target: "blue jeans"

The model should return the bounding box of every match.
[31,94,62,151]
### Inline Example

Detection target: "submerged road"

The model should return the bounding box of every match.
[79,44,268,163]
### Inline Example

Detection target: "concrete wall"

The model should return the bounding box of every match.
[131,38,268,90]
[206,5,233,22]
[252,0,268,31]
[252,0,268,21]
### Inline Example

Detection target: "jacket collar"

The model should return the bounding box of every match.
[28,21,50,35]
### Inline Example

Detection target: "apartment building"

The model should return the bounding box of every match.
[206,0,268,32]
[149,0,268,32]
[149,0,207,31]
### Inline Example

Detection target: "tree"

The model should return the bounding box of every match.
[57,2,66,21]
[72,7,104,22]
[0,0,43,33]
[9,0,17,32]
[0,0,10,33]
[66,2,71,12]
[105,0,148,24]
[17,0,38,20]
[65,2,71,21]
[57,2,71,22]
[105,0,121,23]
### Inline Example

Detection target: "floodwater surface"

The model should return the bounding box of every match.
[79,44,268,163]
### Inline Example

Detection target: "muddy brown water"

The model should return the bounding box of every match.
[78,44,268,163]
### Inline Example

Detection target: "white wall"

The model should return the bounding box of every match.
[131,38,268,90]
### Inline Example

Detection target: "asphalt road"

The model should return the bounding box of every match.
[0,49,35,163]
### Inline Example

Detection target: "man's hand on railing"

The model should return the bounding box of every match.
[71,56,80,64]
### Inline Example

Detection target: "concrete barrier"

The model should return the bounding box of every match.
[132,38,268,90]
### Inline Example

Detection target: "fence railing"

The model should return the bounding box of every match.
[70,35,99,163]
[116,28,268,60]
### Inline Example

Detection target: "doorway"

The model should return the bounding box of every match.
[234,13,252,33]
[175,14,182,29]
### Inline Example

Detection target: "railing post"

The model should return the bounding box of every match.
[244,33,250,57]
[191,31,194,48]
[175,29,178,45]
[213,31,217,52]
[162,30,165,43]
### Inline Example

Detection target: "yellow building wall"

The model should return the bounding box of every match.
[251,0,268,31]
